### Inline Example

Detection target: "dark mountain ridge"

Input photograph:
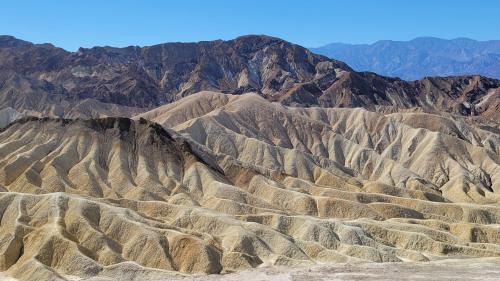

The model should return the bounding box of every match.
[0,35,499,120]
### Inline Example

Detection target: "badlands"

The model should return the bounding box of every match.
[0,92,499,280]
[0,35,499,280]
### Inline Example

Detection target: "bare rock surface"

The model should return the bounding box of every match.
[138,92,500,204]
[1,35,499,120]
[0,91,498,280]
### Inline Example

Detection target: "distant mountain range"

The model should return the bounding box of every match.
[311,37,500,80]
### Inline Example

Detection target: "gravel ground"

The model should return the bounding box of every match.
[60,258,500,281]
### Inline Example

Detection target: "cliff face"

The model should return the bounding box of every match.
[1,35,499,120]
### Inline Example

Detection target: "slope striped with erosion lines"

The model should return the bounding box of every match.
[138,92,500,204]
[0,93,498,280]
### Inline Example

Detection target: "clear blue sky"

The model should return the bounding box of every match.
[2,0,500,51]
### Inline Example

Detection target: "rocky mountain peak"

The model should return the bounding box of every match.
[0,35,498,120]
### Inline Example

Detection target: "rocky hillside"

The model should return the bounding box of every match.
[1,35,499,120]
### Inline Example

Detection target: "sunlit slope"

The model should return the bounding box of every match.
[138,92,500,204]
[0,94,499,280]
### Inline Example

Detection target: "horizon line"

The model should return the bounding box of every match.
[2,34,500,52]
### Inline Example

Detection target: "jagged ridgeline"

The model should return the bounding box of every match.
[0,35,499,120]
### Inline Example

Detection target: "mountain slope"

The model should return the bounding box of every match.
[137,92,500,204]
[0,35,350,108]
[311,37,500,80]
[1,35,499,120]
[0,35,500,281]
[0,102,499,280]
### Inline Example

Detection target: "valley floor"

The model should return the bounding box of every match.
[49,258,500,281]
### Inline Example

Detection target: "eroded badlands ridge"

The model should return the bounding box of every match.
[0,93,499,280]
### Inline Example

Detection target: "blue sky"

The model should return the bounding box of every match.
[2,0,500,50]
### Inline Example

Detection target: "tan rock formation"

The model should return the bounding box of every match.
[0,92,498,280]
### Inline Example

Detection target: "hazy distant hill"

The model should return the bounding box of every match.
[311,37,500,80]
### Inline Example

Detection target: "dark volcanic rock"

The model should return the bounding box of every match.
[0,35,499,120]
